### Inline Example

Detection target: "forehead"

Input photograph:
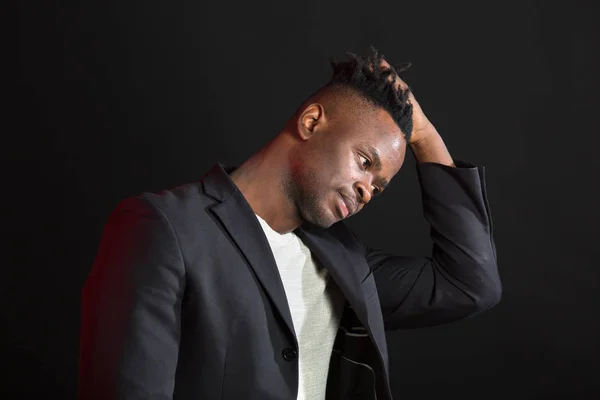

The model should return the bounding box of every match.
[345,108,406,167]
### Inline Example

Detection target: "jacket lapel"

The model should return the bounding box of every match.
[202,164,296,343]
[200,163,379,346]
[296,225,392,399]
[294,224,370,335]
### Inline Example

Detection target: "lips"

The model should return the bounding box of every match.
[337,192,357,218]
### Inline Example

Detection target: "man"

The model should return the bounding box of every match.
[78,47,501,400]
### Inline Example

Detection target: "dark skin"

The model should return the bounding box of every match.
[231,61,454,234]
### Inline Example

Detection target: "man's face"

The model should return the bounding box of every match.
[288,106,406,228]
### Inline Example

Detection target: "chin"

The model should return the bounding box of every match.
[300,206,337,229]
[313,221,337,229]
[314,218,336,229]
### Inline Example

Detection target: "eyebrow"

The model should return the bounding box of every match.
[365,145,390,192]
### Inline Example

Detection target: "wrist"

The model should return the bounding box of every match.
[408,125,454,167]
[409,121,437,147]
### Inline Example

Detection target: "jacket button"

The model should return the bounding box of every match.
[282,348,298,361]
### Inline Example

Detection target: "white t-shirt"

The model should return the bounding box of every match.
[255,214,345,400]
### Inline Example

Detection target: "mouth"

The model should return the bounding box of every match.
[336,192,356,219]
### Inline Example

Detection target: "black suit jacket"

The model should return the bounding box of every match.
[78,160,501,400]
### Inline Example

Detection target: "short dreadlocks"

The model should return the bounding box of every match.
[326,46,414,141]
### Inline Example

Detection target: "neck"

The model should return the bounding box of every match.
[230,133,301,234]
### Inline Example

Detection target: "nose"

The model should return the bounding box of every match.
[354,181,373,205]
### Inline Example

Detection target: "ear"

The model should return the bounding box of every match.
[297,103,325,140]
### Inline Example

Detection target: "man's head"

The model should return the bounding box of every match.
[283,47,414,228]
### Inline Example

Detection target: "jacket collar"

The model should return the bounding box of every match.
[201,163,370,341]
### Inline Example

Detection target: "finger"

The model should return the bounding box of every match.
[378,58,391,69]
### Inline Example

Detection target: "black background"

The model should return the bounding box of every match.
[6,1,600,398]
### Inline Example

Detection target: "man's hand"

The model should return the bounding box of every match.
[377,58,433,145]
[377,57,455,167]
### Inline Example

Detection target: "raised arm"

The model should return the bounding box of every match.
[78,196,184,399]
[362,59,501,330]
[364,157,501,330]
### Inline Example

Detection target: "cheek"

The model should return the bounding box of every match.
[306,138,356,190]
[329,150,361,188]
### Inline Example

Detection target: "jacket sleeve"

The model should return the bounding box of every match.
[78,195,185,399]
[361,160,501,330]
